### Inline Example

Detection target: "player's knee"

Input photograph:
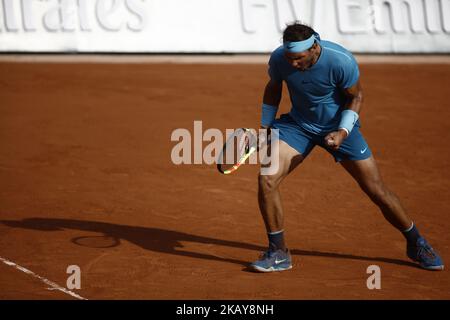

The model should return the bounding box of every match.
[258,174,280,193]
[363,179,388,202]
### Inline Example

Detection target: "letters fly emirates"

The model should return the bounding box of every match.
[1,0,146,32]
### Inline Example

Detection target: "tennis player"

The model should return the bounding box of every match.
[251,22,444,272]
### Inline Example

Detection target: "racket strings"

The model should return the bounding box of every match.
[217,128,258,173]
[217,128,272,174]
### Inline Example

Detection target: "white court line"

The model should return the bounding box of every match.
[0,256,87,300]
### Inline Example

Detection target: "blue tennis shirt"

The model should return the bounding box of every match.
[268,40,360,135]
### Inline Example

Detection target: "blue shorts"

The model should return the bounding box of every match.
[272,113,372,162]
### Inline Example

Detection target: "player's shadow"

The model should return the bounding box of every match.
[0,218,420,270]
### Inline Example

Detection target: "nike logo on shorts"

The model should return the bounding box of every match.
[360,147,368,154]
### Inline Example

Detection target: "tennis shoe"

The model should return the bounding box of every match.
[250,248,292,272]
[407,237,444,271]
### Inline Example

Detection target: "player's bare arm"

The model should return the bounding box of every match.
[342,79,363,114]
[325,80,363,150]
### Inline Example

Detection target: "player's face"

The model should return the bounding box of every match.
[284,44,317,71]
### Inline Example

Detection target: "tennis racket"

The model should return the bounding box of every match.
[217,128,261,175]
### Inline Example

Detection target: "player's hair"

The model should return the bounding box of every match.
[283,22,316,42]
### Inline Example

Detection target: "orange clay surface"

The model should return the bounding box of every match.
[0,62,449,299]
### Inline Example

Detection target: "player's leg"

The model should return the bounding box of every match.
[340,156,444,270]
[340,156,411,230]
[258,139,304,235]
[321,126,444,271]
[321,126,412,230]
[251,139,304,272]
[251,114,314,272]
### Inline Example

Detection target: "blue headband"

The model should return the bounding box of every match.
[283,34,316,53]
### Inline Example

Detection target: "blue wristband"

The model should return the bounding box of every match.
[339,109,359,134]
[261,104,278,127]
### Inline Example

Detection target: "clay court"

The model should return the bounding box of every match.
[0,57,449,299]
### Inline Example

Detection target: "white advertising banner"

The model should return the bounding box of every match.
[0,0,449,53]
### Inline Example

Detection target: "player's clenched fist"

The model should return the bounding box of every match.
[324,129,348,150]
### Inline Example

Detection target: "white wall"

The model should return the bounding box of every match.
[0,0,449,53]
